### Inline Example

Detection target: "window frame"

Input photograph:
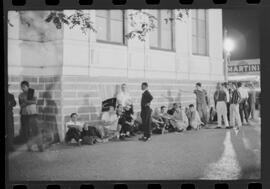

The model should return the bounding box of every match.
[96,10,127,46]
[149,10,175,52]
[191,9,209,56]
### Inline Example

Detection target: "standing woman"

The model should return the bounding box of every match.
[139,82,153,142]
[116,83,132,107]
[19,81,43,152]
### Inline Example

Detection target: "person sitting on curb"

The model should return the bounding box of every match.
[65,113,83,145]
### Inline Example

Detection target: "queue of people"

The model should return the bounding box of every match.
[7,80,260,152]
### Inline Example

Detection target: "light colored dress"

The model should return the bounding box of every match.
[116,92,132,107]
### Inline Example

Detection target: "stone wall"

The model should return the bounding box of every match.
[9,74,217,142]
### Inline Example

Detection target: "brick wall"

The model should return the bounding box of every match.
[61,75,218,124]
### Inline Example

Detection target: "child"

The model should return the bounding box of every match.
[187,104,204,130]
[65,113,84,145]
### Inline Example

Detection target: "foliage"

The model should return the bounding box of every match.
[125,9,189,41]
[45,10,96,34]
[10,9,189,40]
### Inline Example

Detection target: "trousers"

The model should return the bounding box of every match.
[230,104,242,127]
[197,103,208,124]
[216,101,229,127]
[141,107,152,138]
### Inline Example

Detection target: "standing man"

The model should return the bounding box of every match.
[238,82,249,125]
[222,82,230,122]
[248,83,256,120]
[229,83,242,133]
[214,84,229,128]
[7,85,16,152]
[139,82,153,142]
[19,81,43,152]
[193,82,209,126]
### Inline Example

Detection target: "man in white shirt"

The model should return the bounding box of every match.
[237,82,249,124]
[65,113,84,145]
[116,83,132,108]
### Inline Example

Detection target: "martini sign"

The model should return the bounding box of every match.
[228,59,260,75]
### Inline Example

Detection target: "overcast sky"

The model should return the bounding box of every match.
[223,9,260,61]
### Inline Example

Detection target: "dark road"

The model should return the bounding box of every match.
[8,122,260,181]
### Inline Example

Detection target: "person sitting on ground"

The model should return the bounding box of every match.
[186,104,203,130]
[170,105,189,132]
[65,113,83,145]
[101,106,121,141]
[151,107,166,134]
[159,106,171,131]
[167,103,178,115]
[118,104,135,140]
[80,124,101,145]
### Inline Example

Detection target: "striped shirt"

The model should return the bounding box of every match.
[230,89,241,104]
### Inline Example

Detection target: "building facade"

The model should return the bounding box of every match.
[8,9,224,141]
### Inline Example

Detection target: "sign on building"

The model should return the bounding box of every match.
[228,59,260,75]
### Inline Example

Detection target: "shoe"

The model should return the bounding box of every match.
[119,135,125,140]
[143,137,151,142]
[216,126,222,129]
[177,129,184,132]
[139,136,146,141]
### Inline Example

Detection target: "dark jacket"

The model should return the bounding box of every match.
[141,90,153,110]
[8,93,16,111]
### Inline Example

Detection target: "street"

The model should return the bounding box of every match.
[8,121,260,181]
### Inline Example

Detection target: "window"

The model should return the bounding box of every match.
[191,9,208,55]
[149,10,174,50]
[96,10,125,44]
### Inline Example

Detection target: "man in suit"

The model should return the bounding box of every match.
[139,82,153,142]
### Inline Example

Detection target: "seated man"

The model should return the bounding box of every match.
[65,113,83,145]
[151,107,166,134]
[167,103,178,115]
[101,106,121,141]
[170,106,189,132]
[80,124,103,145]
[186,104,203,130]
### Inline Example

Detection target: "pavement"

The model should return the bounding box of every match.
[7,120,260,181]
